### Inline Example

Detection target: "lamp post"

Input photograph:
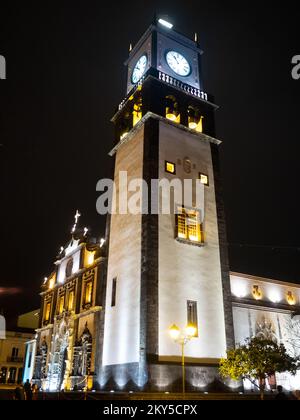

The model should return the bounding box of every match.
[169,324,197,395]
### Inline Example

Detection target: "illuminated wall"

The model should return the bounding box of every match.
[158,121,227,360]
[231,273,300,391]
[23,339,37,383]
[102,127,144,366]
[230,273,300,306]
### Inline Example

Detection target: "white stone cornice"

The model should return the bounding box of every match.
[109,111,221,157]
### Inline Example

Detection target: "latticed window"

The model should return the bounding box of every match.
[176,207,203,243]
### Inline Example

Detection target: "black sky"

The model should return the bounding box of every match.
[1,1,300,326]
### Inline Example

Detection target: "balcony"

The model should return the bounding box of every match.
[7,356,24,363]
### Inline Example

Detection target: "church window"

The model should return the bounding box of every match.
[58,295,65,314]
[85,281,93,306]
[44,301,51,322]
[176,207,203,244]
[66,258,73,278]
[199,172,209,186]
[187,301,198,337]
[111,278,117,307]
[165,161,176,175]
[68,290,75,311]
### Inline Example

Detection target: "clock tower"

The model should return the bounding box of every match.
[100,19,234,392]
[126,20,203,94]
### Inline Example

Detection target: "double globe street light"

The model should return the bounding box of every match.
[169,324,197,394]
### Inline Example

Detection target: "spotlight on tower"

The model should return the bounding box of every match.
[158,18,173,29]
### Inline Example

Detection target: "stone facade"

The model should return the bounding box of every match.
[29,228,106,391]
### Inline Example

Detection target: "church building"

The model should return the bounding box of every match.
[25,19,300,393]
[31,214,107,391]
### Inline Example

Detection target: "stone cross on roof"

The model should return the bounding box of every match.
[71,210,81,234]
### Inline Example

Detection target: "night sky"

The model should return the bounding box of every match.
[1,1,300,327]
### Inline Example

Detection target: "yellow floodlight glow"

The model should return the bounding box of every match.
[166,161,175,174]
[185,324,197,338]
[287,291,296,305]
[120,131,129,140]
[188,121,198,130]
[166,111,177,121]
[169,324,180,340]
[269,290,281,304]
[49,277,55,290]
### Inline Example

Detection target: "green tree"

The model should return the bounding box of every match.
[220,337,299,400]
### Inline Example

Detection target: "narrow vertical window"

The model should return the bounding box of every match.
[111,278,117,307]
[68,290,75,311]
[44,302,51,322]
[85,281,93,305]
[65,258,73,278]
[28,351,32,368]
[58,295,65,314]
[187,300,198,337]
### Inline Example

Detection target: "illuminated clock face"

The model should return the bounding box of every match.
[166,51,191,77]
[132,54,148,84]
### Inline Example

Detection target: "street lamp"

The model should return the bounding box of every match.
[168,324,197,394]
